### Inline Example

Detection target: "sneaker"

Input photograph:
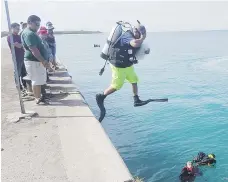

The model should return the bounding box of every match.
[36,97,50,105]
[42,94,51,100]
[21,91,28,97]
[27,92,34,96]
[48,67,54,72]
[48,72,54,76]
[21,89,27,93]
[55,66,60,70]
[22,96,35,101]
[96,93,106,122]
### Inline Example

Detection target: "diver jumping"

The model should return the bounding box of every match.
[96,20,168,122]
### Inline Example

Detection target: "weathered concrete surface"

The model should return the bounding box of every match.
[1,48,133,182]
[1,48,69,182]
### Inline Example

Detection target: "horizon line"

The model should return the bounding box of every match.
[1,29,228,35]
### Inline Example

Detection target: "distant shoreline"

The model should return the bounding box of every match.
[54,30,102,35]
[2,29,227,38]
[1,30,102,37]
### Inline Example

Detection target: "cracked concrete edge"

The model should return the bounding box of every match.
[55,59,134,182]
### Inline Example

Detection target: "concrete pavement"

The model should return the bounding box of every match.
[1,48,134,182]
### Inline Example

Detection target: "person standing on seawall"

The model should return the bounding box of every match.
[7,23,27,96]
[46,22,58,70]
[19,21,34,95]
[19,22,27,35]
[20,21,34,94]
[21,15,49,104]
[38,26,54,99]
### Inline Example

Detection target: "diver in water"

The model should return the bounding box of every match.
[179,161,202,182]
[96,21,167,122]
[193,152,216,166]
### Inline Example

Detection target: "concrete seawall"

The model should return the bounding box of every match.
[1,47,134,182]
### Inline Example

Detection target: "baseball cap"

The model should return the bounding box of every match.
[38,26,48,35]
[46,21,54,30]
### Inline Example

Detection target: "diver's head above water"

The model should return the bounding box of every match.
[186,161,193,170]
[208,154,216,159]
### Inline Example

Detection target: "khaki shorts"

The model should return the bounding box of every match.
[24,60,47,86]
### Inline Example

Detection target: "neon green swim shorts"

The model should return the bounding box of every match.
[111,65,139,90]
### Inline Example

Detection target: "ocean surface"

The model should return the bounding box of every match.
[56,31,227,182]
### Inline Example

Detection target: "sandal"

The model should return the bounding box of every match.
[36,97,50,105]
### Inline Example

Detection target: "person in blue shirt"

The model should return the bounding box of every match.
[96,23,148,122]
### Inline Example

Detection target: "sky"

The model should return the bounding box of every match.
[1,1,228,32]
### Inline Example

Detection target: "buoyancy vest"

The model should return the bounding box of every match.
[108,32,139,68]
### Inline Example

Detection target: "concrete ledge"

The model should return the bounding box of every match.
[48,65,133,182]
[57,116,132,182]
[1,45,133,181]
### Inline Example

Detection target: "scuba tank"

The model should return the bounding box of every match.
[100,23,122,60]
[100,21,132,61]
[99,21,133,75]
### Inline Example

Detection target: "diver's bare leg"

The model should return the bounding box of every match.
[104,86,116,96]
[131,83,138,96]
[132,83,151,107]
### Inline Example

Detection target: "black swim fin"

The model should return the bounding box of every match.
[134,96,168,107]
[96,94,106,122]
[134,99,151,107]
[148,98,168,102]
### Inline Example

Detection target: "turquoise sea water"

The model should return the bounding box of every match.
[56,31,228,182]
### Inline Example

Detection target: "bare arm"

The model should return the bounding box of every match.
[130,34,146,48]
[7,36,23,49]
[14,42,23,48]
[29,46,47,67]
